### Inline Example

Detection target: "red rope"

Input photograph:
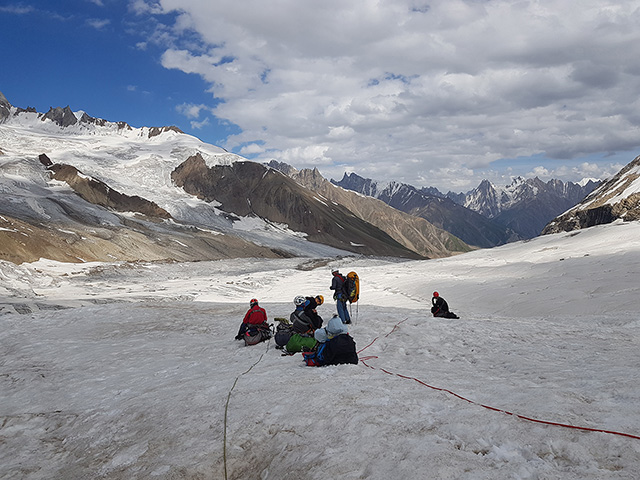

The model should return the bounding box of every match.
[358,318,640,441]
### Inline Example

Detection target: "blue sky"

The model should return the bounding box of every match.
[2,1,640,192]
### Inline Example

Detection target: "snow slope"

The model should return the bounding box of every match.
[1,221,640,479]
[1,111,354,259]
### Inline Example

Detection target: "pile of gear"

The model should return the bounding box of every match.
[234,268,361,367]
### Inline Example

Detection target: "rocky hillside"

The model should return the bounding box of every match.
[172,155,429,259]
[543,155,640,234]
[277,165,471,258]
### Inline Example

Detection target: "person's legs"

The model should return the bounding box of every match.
[235,323,247,339]
[337,300,351,324]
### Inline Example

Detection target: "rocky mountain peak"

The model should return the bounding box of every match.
[42,105,78,127]
[0,91,11,122]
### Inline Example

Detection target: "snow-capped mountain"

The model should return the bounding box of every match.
[0,92,468,264]
[462,176,600,238]
[543,155,640,234]
[332,173,520,248]
[334,172,600,243]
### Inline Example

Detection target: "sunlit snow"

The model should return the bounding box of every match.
[2,221,640,479]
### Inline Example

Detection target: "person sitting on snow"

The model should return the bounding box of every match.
[431,291,460,319]
[285,295,320,353]
[303,315,358,366]
[303,294,324,329]
[235,298,269,340]
[290,295,323,334]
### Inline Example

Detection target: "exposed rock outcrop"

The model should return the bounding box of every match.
[39,154,171,219]
[42,106,78,127]
[294,168,471,257]
[543,155,640,234]
[172,154,424,258]
[0,91,11,122]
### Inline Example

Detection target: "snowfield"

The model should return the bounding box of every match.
[1,221,640,479]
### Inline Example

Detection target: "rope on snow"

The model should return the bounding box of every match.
[357,318,640,441]
[223,335,271,479]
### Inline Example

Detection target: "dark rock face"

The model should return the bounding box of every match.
[39,153,171,219]
[42,106,78,127]
[148,126,183,138]
[0,91,11,122]
[79,112,107,127]
[293,167,471,258]
[543,156,640,234]
[173,154,424,258]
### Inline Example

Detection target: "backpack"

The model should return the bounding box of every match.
[344,271,359,303]
[285,333,317,353]
[244,323,271,346]
[274,319,294,348]
[302,343,327,367]
[291,310,314,334]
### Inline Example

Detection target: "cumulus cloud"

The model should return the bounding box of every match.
[136,0,640,191]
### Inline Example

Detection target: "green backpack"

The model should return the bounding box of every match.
[285,333,317,353]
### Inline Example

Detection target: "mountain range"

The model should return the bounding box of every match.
[332,173,599,246]
[0,92,469,264]
[1,91,635,265]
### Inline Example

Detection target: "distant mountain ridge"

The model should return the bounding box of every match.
[332,173,520,247]
[333,172,599,243]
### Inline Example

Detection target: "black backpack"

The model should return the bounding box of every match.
[274,318,294,348]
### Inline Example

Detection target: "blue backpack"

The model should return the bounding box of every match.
[302,343,327,366]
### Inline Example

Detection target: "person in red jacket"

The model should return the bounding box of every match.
[235,298,268,339]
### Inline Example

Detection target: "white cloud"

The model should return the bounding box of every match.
[176,102,208,119]
[239,143,265,155]
[139,0,640,191]
[190,117,210,129]
[87,18,110,30]
[0,5,34,14]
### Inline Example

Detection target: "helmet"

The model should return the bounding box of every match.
[294,295,306,306]
[250,298,259,306]
[315,295,324,305]
[433,291,439,298]
[331,268,339,274]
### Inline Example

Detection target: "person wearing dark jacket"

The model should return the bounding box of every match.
[290,295,324,333]
[305,316,358,366]
[235,298,269,339]
[330,268,351,324]
[303,295,324,329]
[431,291,459,319]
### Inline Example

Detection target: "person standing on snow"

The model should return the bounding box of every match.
[235,298,268,339]
[330,268,351,324]
[431,291,459,319]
